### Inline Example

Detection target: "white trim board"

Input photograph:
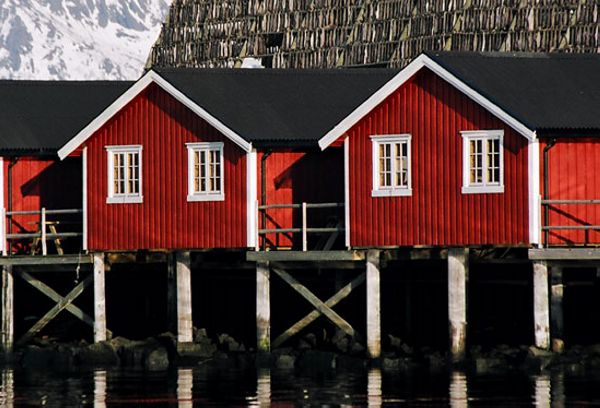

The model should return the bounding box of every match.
[58,70,252,160]
[528,136,541,246]
[246,149,257,248]
[318,54,536,150]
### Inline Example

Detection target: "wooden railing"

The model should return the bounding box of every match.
[541,199,600,247]
[257,202,344,251]
[2,208,83,256]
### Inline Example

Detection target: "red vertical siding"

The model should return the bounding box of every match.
[86,83,247,251]
[3,157,81,253]
[544,138,600,245]
[256,149,344,248]
[348,68,530,247]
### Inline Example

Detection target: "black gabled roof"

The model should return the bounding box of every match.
[426,51,600,132]
[0,80,132,155]
[154,68,398,147]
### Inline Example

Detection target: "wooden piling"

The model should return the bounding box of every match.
[1,266,13,353]
[533,260,550,350]
[176,251,193,344]
[256,261,270,352]
[167,252,176,334]
[550,265,564,353]
[93,253,107,343]
[448,248,468,361]
[366,249,381,359]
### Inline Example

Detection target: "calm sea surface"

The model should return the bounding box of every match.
[1,363,600,406]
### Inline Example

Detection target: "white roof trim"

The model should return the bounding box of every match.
[318,54,536,150]
[58,70,252,160]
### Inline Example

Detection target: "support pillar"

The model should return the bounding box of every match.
[448,248,468,361]
[1,266,13,353]
[93,253,106,343]
[550,265,564,353]
[533,260,550,350]
[176,251,193,344]
[366,249,381,359]
[256,261,270,353]
[166,253,176,334]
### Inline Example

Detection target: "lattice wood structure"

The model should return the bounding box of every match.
[148,0,600,69]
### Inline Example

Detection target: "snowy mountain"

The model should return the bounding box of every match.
[0,0,170,80]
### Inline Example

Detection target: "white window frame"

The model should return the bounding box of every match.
[371,134,412,197]
[186,142,225,202]
[106,145,143,204]
[461,130,504,194]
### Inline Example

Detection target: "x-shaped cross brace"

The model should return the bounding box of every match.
[271,266,365,348]
[16,271,110,346]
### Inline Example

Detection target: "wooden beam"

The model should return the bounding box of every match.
[448,248,468,361]
[0,254,93,266]
[176,251,193,344]
[529,248,600,260]
[247,250,365,262]
[271,267,356,336]
[1,266,13,353]
[256,261,270,352]
[366,250,381,359]
[17,274,93,346]
[273,272,366,348]
[93,253,107,343]
[550,265,564,353]
[533,260,550,350]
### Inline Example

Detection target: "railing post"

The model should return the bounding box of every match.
[302,202,307,252]
[41,207,47,256]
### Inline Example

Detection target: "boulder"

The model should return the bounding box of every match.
[145,347,170,371]
[275,354,295,369]
[78,342,119,367]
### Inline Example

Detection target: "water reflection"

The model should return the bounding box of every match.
[177,368,193,408]
[449,371,468,408]
[94,370,107,408]
[256,368,271,407]
[0,369,13,408]
[551,371,565,408]
[367,368,382,407]
[534,374,550,407]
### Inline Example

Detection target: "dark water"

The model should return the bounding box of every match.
[1,364,600,406]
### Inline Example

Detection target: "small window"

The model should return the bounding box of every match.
[371,135,412,197]
[461,130,504,194]
[106,145,142,204]
[187,142,224,201]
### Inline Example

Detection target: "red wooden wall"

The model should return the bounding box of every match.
[543,138,600,245]
[85,83,247,251]
[3,157,81,254]
[346,68,530,247]
[257,149,344,248]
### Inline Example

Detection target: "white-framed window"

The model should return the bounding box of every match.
[461,130,504,194]
[371,134,412,197]
[106,145,142,204]
[186,142,224,202]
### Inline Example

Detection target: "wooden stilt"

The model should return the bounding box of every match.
[93,252,107,343]
[448,248,468,361]
[533,260,550,350]
[176,251,193,344]
[256,261,270,352]
[167,252,176,334]
[1,266,13,353]
[550,265,564,353]
[366,249,381,359]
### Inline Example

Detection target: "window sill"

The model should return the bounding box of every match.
[371,188,412,197]
[187,193,225,202]
[106,195,143,204]
[461,185,504,194]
